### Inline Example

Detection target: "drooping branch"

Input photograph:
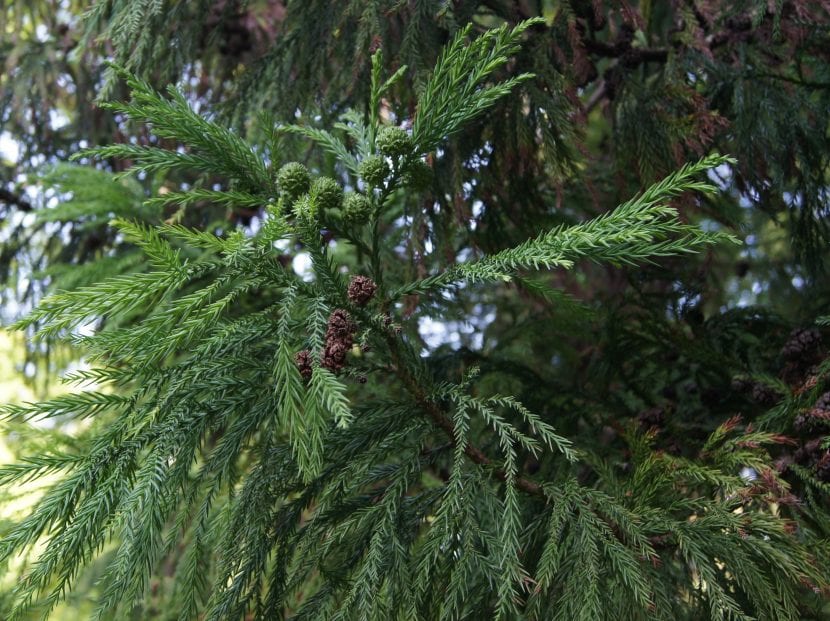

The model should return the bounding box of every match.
[383,331,544,497]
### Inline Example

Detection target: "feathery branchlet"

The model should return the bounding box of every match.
[1,14,828,621]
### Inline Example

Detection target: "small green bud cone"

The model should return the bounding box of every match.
[342,192,372,224]
[277,162,311,200]
[402,159,432,191]
[293,194,316,220]
[376,126,413,158]
[358,155,390,188]
[310,176,343,211]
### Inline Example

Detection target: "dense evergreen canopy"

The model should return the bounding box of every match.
[1,1,830,619]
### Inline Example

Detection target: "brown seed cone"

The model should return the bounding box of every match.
[321,309,357,373]
[326,309,355,338]
[321,339,351,373]
[347,275,378,306]
[295,350,313,381]
[781,327,822,360]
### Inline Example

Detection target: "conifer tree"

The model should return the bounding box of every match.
[2,3,830,620]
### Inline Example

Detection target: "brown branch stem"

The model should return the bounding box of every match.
[383,332,544,497]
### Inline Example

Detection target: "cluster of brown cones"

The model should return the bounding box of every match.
[294,276,377,380]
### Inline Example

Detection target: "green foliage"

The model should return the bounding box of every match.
[412,19,541,153]
[76,65,273,197]
[393,154,738,298]
[2,5,830,621]
[37,165,155,227]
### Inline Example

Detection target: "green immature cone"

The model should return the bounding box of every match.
[342,192,372,224]
[376,126,413,158]
[402,159,433,191]
[358,155,390,188]
[277,162,311,201]
[293,194,316,220]
[310,176,343,212]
